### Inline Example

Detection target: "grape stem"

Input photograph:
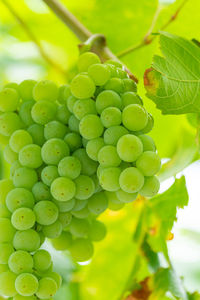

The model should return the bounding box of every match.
[2,0,68,77]
[116,0,189,58]
[42,0,138,83]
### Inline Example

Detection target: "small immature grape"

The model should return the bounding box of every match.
[0,203,11,218]
[64,132,82,151]
[122,104,148,131]
[117,134,143,162]
[98,145,121,167]
[119,167,144,193]
[136,151,161,176]
[19,100,35,126]
[70,238,94,262]
[18,79,37,102]
[123,78,137,92]
[58,84,70,104]
[8,250,33,274]
[10,161,22,178]
[72,205,89,219]
[34,200,58,225]
[10,130,33,153]
[51,177,76,202]
[0,88,19,112]
[31,100,57,125]
[67,95,78,113]
[140,113,154,134]
[72,199,87,212]
[0,179,14,204]
[79,114,104,140]
[70,74,95,99]
[58,212,72,228]
[53,197,75,212]
[58,156,81,179]
[77,52,101,72]
[33,80,58,102]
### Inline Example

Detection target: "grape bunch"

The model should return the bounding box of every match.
[0,52,161,299]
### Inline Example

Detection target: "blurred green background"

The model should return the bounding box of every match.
[0,0,200,299]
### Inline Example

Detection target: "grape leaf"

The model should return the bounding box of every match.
[144,32,200,114]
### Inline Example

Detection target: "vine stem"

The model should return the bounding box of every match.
[117,0,189,58]
[42,0,138,82]
[2,0,67,77]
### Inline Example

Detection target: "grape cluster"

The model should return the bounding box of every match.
[0,52,160,299]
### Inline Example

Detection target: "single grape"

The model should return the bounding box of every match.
[3,145,18,164]
[98,145,121,167]
[41,165,59,186]
[27,124,45,146]
[15,273,38,296]
[0,243,14,264]
[78,52,101,72]
[99,167,121,192]
[0,270,17,296]
[32,181,51,202]
[33,80,58,102]
[104,77,124,93]
[44,120,67,140]
[103,125,128,145]
[70,74,95,99]
[122,104,148,131]
[73,148,98,176]
[122,92,143,107]
[68,115,80,133]
[117,134,143,162]
[10,130,33,153]
[33,249,51,272]
[36,277,57,299]
[138,134,156,152]
[13,229,40,252]
[139,176,160,197]
[51,177,76,202]
[34,200,58,225]
[19,144,43,169]
[31,100,57,125]
[88,220,107,242]
[0,88,19,112]
[42,220,62,238]
[73,98,97,120]
[116,189,138,203]
[96,90,122,114]
[69,217,90,237]
[74,175,95,200]
[51,231,72,250]
[88,191,108,214]
[6,188,35,213]
[13,167,38,190]
[86,137,105,161]
[100,107,121,128]
[18,80,37,102]
[119,167,144,193]
[8,250,33,274]
[88,63,111,86]
[0,218,16,243]
[136,151,161,176]
[11,207,35,230]
[139,113,154,134]
[58,156,81,179]
[56,104,71,124]
[64,132,82,152]
[70,238,94,262]
[79,114,104,140]
[0,112,22,136]
[41,138,70,165]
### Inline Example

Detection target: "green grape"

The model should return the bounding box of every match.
[58,84,70,104]
[36,277,57,299]
[86,137,105,161]
[13,167,38,190]
[79,114,104,140]
[15,273,38,296]
[122,92,143,107]
[34,201,58,225]
[68,115,80,133]
[71,206,90,219]
[71,199,87,212]
[116,67,128,79]
[52,197,75,212]
[19,144,43,169]
[4,82,19,91]
[0,88,19,112]
[31,100,57,125]
[96,90,122,114]
[100,107,121,128]
[32,181,51,202]
[67,95,78,113]
[41,165,59,186]
[69,217,90,237]
[13,229,40,252]
[3,144,18,164]
[139,113,154,134]
[8,250,33,274]
[10,161,22,178]
[0,263,9,274]
[10,130,33,153]
[27,124,45,146]
[103,125,128,145]
[119,167,144,193]
[136,151,161,176]
[139,176,160,197]
[122,104,148,131]
[47,271,62,289]
[104,77,124,93]
[33,80,58,102]
[73,98,97,120]
[105,64,118,78]
[56,104,71,124]
[0,112,22,136]
[11,207,35,230]
[123,78,137,92]
[70,238,94,262]
[117,134,143,162]
[99,167,121,192]
[33,249,51,272]
[41,138,70,165]
[74,175,95,200]
[98,145,121,167]
[13,295,37,300]
[116,189,138,203]
[0,243,14,264]
[51,177,76,202]
[6,188,35,213]
[88,220,107,241]
[58,156,81,179]
[42,220,62,238]
[44,120,67,140]
[0,270,17,296]
[0,203,11,218]
[19,100,35,126]
[138,134,156,152]
[105,60,123,68]
[73,148,98,176]
[18,80,37,102]
[78,52,101,72]
[88,63,111,86]
[51,231,72,250]
[88,191,108,214]
[0,179,14,204]
[0,218,16,242]
[64,132,82,152]
[58,212,72,228]
[70,74,95,99]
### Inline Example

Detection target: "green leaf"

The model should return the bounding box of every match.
[144,32,200,114]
